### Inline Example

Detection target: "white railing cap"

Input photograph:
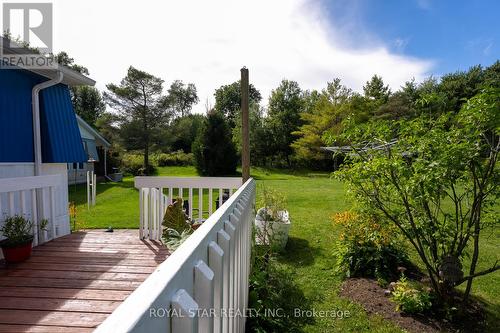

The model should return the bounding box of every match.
[135,176,242,189]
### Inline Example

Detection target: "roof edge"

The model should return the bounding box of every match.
[76,115,111,148]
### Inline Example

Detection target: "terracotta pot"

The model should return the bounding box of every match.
[1,237,33,263]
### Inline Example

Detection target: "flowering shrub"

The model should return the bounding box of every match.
[391,275,433,314]
[332,211,409,280]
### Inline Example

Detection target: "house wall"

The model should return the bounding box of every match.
[0,163,71,241]
[67,162,94,185]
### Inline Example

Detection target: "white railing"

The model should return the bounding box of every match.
[0,174,65,246]
[96,178,255,333]
[136,177,242,240]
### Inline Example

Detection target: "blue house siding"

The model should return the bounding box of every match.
[0,69,86,163]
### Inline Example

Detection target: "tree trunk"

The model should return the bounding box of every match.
[144,143,149,171]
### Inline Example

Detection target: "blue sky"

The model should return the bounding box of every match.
[49,0,497,111]
[324,0,499,75]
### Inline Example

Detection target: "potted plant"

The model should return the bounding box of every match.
[0,215,34,263]
[39,219,49,243]
[254,187,290,249]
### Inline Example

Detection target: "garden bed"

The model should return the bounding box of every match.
[339,277,486,333]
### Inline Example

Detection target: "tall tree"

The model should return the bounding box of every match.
[292,79,352,165]
[363,75,391,104]
[104,66,170,172]
[54,51,89,75]
[192,110,238,176]
[267,79,304,166]
[166,80,199,117]
[72,86,106,126]
[214,81,261,128]
[232,103,270,166]
[164,114,205,153]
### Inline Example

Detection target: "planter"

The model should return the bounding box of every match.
[254,209,291,249]
[0,237,34,263]
[40,230,49,243]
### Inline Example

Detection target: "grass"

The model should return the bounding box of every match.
[68,166,499,332]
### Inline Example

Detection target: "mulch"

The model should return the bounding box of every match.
[339,277,486,333]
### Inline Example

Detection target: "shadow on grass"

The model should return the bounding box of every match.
[277,236,322,267]
[247,259,316,333]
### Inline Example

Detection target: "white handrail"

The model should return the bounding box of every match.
[0,174,65,246]
[136,177,243,240]
[95,178,255,333]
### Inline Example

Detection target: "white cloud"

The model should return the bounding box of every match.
[49,0,433,112]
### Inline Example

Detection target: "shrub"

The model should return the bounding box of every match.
[391,275,433,314]
[332,211,410,280]
[0,215,33,247]
[192,111,238,176]
[153,151,194,167]
[121,153,155,175]
[334,88,500,305]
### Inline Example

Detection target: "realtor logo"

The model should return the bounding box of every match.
[2,3,53,52]
[1,3,55,69]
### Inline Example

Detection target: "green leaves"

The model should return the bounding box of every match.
[335,87,499,303]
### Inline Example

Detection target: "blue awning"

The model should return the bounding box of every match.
[39,84,87,163]
[0,69,87,163]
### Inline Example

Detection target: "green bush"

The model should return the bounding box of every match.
[152,151,194,167]
[121,153,155,175]
[192,111,238,176]
[247,251,313,332]
[391,275,433,314]
[332,211,410,281]
[0,215,33,247]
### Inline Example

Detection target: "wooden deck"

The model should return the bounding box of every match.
[0,230,169,332]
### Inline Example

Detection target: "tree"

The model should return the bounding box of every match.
[192,111,238,176]
[214,81,262,127]
[363,75,391,103]
[166,80,199,118]
[335,87,500,306]
[267,79,304,166]
[164,114,205,153]
[72,86,106,126]
[104,66,170,172]
[54,51,89,75]
[232,103,270,166]
[292,79,352,166]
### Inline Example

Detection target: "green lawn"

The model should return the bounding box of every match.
[68,166,499,332]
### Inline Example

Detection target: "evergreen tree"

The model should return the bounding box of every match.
[192,111,238,176]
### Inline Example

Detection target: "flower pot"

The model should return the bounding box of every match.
[254,209,291,249]
[0,237,34,263]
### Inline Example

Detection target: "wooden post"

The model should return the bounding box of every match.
[241,67,250,182]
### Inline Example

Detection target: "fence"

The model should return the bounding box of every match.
[95,177,255,333]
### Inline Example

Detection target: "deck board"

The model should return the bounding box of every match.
[0,230,168,332]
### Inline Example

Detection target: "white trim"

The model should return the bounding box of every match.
[0,163,35,166]
[135,177,242,190]
[76,115,111,147]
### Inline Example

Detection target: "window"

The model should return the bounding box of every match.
[72,162,77,170]
[78,162,84,169]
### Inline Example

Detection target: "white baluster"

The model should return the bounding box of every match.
[208,241,224,333]
[194,260,215,333]
[217,229,231,333]
[172,289,199,333]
